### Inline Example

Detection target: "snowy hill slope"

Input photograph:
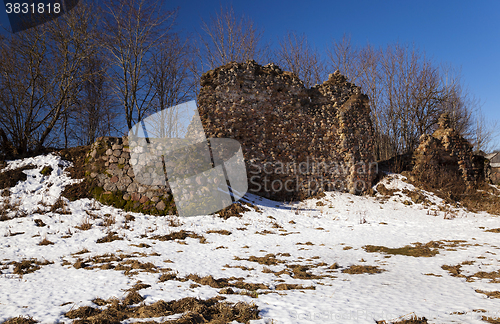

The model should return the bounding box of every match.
[1,154,500,324]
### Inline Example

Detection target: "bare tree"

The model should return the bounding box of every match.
[0,26,49,155]
[196,5,267,73]
[274,31,325,87]
[148,33,194,113]
[327,33,363,84]
[471,108,499,153]
[69,55,119,146]
[0,1,99,154]
[145,33,195,138]
[100,0,177,131]
[327,38,480,160]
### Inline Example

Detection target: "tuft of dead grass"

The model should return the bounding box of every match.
[216,201,259,219]
[206,229,232,235]
[376,314,428,324]
[363,242,442,257]
[50,197,71,214]
[235,254,285,266]
[275,283,315,290]
[1,316,38,324]
[96,232,123,244]
[64,293,260,324]
[38,237,54,246]
[151,230,206,243]
[75,217,92,231]
[33,219,46,227]
[11,259,53,275]
[475,289,500,299]
[342,264,385,274]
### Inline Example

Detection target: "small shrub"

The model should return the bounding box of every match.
[40,166,53,176]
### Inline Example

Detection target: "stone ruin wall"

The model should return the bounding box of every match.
[197,60,377,200]
[412,113,490,187]
[84,60,378,208]
[85,136,176,215]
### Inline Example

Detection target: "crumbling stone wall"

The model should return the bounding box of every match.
[85,136,176,215]
[197,60,377,200]
[412,113,489,187]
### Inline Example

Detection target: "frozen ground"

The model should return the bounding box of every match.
[1,154,500,324]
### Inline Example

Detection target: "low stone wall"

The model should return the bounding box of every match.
[85,136,176,215]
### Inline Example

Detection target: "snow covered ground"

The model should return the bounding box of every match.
[1,153,500,324]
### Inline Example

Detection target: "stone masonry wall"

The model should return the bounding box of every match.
[412,113,490,187]
[197,60,377,200]
[85,136,176,215]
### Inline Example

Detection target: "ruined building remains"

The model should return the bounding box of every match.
[197,60,377,200]
[412,113,490,187]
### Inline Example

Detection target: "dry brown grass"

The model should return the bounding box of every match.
[475,289,500,298]
[64,294,259,324]
[376,314,428,324]
[483,315,500,324]
[96,232,123,244]
[11,259,53,275]
[38,237,54,246]
[206,229,232,235]
[255,230,274,235]
[216,201,259,219]
[166,215,182,227]
[364,242,442,257]
[275,283,315,290]
[342,264,385,274]
[100,214,116,227]
[75,217,92,231]
[50,197,71,215]
[1,316,38,324]
[234,254,285,266]
[151,230,206,243]
[33,219,46,227]
[408,162,500,215]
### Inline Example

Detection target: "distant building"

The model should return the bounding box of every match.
[486,152,500,184]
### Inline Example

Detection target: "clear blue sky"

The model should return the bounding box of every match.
[1,0,499,149]
[170,0,500,149]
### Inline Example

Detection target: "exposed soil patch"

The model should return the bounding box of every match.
[0,165,36,190]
